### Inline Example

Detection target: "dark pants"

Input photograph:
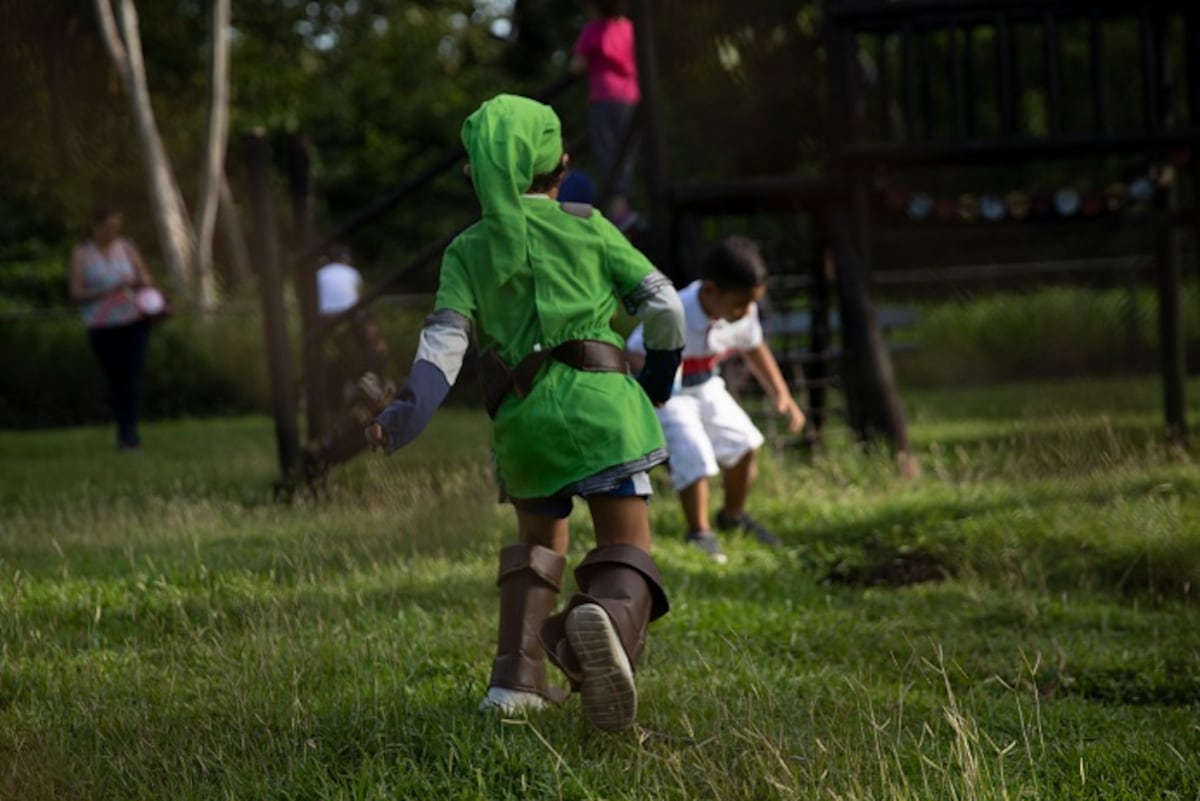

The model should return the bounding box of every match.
[88,319,150,448]
[588,101,638,200]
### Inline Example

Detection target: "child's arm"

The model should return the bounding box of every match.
[622,272,683,404]
[743,342,805,433]
[366,310,471,453]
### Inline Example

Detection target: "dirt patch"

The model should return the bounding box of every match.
[824,548,952,588]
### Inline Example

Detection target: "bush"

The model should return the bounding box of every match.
[0,299,434,430]
[0,309,265,428]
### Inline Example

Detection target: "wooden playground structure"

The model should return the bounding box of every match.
[246,0,1199,486]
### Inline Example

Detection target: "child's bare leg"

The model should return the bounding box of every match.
[678,477,711,534]
[516,507,570,554]
[586,495,650,551]
[716,449,780,546]
[720,449,757,518]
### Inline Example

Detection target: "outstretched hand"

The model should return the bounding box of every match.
[364,422,387,451]
[776,395,806,433]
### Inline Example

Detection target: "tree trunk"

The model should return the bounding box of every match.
[191,0,231,311]
[94,0,195,297]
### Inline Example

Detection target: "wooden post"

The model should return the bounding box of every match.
[996,16,1016,138]
[807,221,832,438]
[828,205,916,471]
[1156,180,1187,446]
[825,0,912,464]
[963,24,977,138]
[1140,9,1164,133]
[244,130,300,482]
[630,0,672,276]
[286,134,327,448]
[950,21,967,142]
[877,34,893,141]
[1089,13,1108,133]
[1188,10,1200,126]
[917,29,934,140]
[1043,11,1062,137]
[901,25,918,141]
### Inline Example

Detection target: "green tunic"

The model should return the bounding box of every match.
[435,197,666,498]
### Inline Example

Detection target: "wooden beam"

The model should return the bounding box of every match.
[1155,182,1188,445]
[807,223,833,436]
[996,16,1017,138]
[286,134,327,449]
[963,24,977,137]
[874,212,1191,244]
[829,0,1193,24]
[918,28,935,140]
[950,21,967,141]
[630,0,673,276]
[901,25,919,140]
[1188,10,1200,125]
[827,204,915,460]
[1140,8,1165,131]
[670,175,845,215]
[877,33,894,141]
[244,131,300,483]
[839,129,1200,164]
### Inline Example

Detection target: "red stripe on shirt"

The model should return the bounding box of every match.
[682,349,736,375]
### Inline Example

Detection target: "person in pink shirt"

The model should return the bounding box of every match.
[570,0,640,232]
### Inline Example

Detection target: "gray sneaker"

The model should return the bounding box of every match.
[685,529,728,564]
[716,510,781,547]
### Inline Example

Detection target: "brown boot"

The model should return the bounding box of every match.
[540,544,669,730]
[482,543,568,711]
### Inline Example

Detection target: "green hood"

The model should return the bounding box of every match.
[461,94,563,284]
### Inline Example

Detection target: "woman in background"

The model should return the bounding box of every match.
[69,207,157,450]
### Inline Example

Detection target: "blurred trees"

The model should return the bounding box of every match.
[2,0,1168,305]
[1,0,832,300]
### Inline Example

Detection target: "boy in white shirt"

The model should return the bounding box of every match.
[627,236,805,562]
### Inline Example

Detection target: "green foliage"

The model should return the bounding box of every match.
[655,2,827,179]
[893,283,1200,387]
[0,243,69,311]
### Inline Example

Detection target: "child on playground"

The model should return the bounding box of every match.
[627,236,806,563]
[365,94,685,732]
[570,0,640,231]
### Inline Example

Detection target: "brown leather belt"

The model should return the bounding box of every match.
[479,339,627,418]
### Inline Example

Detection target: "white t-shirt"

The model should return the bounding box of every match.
[316,262,363,316]
[626,279,763,389]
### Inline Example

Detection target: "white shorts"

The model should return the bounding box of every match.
[656,376,765,491]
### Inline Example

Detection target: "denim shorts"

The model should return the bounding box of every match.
[510,471,652,520]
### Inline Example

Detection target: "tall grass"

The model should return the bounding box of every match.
[1,378,1199,799]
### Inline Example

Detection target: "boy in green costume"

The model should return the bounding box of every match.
[366,94,684,731]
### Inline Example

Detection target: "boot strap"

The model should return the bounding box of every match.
[497,542,566,589]
[574,544,670,621]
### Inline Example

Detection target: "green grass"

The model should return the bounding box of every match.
[2,378,1199,800]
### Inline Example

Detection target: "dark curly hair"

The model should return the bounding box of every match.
[700,235,769,290]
